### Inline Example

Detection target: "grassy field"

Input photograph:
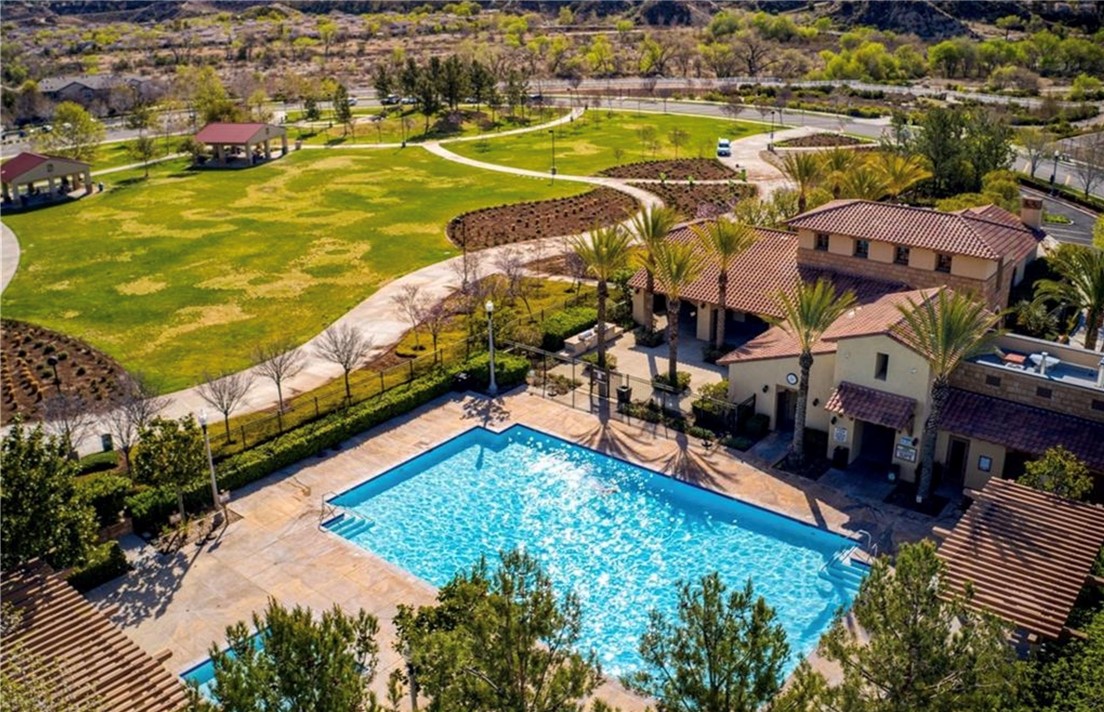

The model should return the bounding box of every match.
[449,110,769,175]
[1,149,587,391]
[91,135,182,172]
[295,106,566,146]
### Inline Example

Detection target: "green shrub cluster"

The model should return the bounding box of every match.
[125,353,530,531]
[653,371,692,392]
[76,473,133,528]
[78,450,120,476]
[722,435,755,451]
[580,351,616,370]
[539,307,598,351]
[67,540,130,593]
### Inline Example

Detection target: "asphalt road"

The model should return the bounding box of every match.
[1021,186,1098,246]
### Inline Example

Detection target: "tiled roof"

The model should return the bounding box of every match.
[0,151,90,183]
[37,75,138,93]
[938,478,1104,639]
[195,122,278,144]
[941,388,1104,471]
[0,561,189,712]
[825,381,916,431]
[786,199,1041,261]
[717,288,933,365]
[627,221,905,319]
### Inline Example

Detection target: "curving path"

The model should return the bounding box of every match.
[1,221,18,293]
[9,108,798,454]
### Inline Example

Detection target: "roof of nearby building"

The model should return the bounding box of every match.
[937,478,1104,639]
[716,288,932,365]
[194,122,285,145]
[941,388,1104,471]
[785,199,1041,261]
[37,75,144,93]
[0,561,189,712]
[0,151,90,183]
[825,381,917,431]
[627,221,905,319]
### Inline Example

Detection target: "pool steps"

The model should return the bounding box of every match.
[326,512,375,539]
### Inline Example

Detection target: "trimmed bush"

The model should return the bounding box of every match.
[125,354,530,531]
[634,328,665,347]
[540,307,598,351]
[78,450,120,475]
[688,425,716,441]
[67,541,130,593]
[580,351,617,370]
[76,473,133,528]
[653,371,692,392]
[723,436,754,451]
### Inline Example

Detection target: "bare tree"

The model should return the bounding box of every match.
[391,284,425,349]
[40,393,93,458]
[1070,133,1104,198]
[421,300,453,356]
[196,370,255,441]
[315,324,375,401]
[450,248,484,296]
[252,341,306,416]
[1017,127,1054,179]
[106,374,168,471]
[733,31,776,77]
[494,246,533,314]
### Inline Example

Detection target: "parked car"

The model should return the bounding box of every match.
[716,138,731,157]
[400,96,418,105]
[381,94,400,106]
[526,93,544,104]
[346,97,358,106]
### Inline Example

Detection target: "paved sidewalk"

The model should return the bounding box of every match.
[1,221,18,293]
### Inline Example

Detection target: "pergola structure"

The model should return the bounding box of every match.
[0,560,189,711]
[1,152,92,207]
[194,122,288,166]
[937,478,1104,642]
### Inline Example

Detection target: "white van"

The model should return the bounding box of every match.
[716,138,732,157]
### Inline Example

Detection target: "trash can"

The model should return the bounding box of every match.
[832,446,850,469]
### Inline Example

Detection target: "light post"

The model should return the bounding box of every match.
[1050,150,1059,194]
[549,128,557,184]
[485,300,497,396]
[197,411,224,525]
[769,109,776,149]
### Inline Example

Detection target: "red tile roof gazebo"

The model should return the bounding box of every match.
[194,122,288,166]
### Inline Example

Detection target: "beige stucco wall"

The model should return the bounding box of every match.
[952,254,998,280]
[695,302,711,341]
[727,352,838,432]
[868,240,894,263]
[935,431,1007,490]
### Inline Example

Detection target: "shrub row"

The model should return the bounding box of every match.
[76,473,133,528]
[67,540,130,593]
[125,353,530,532]
[540,307,598,351]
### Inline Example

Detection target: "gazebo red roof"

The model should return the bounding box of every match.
[1,151,89,183]
[194,122,273,144]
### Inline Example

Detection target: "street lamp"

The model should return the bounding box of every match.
[549,129,557,184]
[485,300,498,397]
[1050,150,1059,193]
[769,109,776,148]
[197,411,224,525]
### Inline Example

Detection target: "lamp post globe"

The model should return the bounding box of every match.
[197,411,223,523]
[486,300,498,396]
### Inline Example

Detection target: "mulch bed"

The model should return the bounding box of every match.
[447,188,638,250]
[633,182,758,220]
[599,158,739,181]
[774,133,867,148]
[1,319,128,425]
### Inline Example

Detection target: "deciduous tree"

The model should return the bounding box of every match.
[314,324,374,401]
[1020,445,1093,501]
[196,370,255,442]
[252,341,305,416]
[35,102,104,162]
[133,416,206,525]
[106,373,167,472]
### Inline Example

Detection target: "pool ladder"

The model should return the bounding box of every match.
[819,530,878,575]
[319,491,338,528]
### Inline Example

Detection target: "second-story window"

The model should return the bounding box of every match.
[815,232,830,251]
[936,253,953,273]
[894,246,910,266]
[875,353,889,381]
[854,239,870,259]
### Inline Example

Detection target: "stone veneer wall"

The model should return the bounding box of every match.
[950,361,1104,424]
[796,248,1004,308]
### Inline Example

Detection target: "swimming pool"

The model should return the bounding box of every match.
[326,425,866,676]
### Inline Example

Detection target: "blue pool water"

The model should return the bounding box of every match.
[325,425,866,676]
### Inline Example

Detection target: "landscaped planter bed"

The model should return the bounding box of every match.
[774,133,870,148]
[447,188,638,250]
[1,319,127,425]
[633,182,758,219]
[598,159,739,181]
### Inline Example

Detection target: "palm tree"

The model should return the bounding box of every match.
[779,151,823,213]
[877,153,931,201]
[692,217,759,349]
[895,290,1002,503]
[839,165,889,201]
[819,148,858,199]
[629,205,683,333]
[570,225,634,374]
[1034,244,1104,351]
[772,278,856,467]
[652,241,705,386]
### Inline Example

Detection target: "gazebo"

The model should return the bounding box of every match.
[1,152,92,208]
[194,122,288,167]
[937,478,1104,643]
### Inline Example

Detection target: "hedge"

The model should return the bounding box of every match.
[540,307,598,351]
[76,473,133,528]
[67,541,130,593]
[125,353,530,531]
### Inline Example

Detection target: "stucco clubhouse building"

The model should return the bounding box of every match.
[631,197,1104,498]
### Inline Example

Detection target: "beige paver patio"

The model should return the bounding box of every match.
[87,386,946,707]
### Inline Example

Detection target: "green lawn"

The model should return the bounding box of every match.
[2,149,587,391]
[448,110,769,176]
[295,106,567,146]
[92,135,182,172]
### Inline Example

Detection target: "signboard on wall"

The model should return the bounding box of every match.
[833,426,848,443]
[895,444,918,462]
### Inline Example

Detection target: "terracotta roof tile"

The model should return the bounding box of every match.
[715,326,835,365]
[938,478,1104,639]
[825,381,916,431]
[941,388,1104,471]
[785,199,1041,261]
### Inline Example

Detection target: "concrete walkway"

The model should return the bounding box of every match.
[1,221,18,293]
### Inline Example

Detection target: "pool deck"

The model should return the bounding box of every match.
[86,387,953,708]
